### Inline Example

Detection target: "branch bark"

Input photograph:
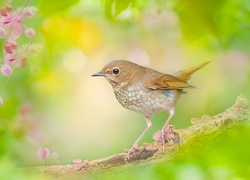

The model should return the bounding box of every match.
[24,94,249,178]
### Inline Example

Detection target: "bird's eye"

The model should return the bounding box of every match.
[112,68,120,74]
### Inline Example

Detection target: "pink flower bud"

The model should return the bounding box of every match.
[153,130,162,141]
[51,152,59,160]
[37,147,50,160]
[1,64,12,76]
[0,27,7,38]
[73,158,82,164]
[20,6,37,18]
[4,53,17,65]
[1,16,13,26]
[25,27,35,38]
[0,97,3,106]
[4,41,18,54]
[10,15,23,36]
[0,5,13,16]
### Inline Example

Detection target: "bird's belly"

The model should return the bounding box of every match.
[114,87,176,116]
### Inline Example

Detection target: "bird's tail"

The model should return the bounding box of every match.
[174,61,210,81]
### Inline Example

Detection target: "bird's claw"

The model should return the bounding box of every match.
[126,143,139,160]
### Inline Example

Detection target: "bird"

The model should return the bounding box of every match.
[91,60,209,159]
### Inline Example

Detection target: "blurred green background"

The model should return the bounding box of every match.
[0,0,249,179]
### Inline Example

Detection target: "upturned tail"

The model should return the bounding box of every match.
[174,61,210,81]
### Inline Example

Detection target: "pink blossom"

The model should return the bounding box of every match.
[73,158,82,164]
[153,130,162,141]
[1,16,13,26]
[0,5,13,17]
[37,147,50,160]
[0,27,7,38]
[1,64,12,76]
[20,6,37,18]
[153,126,175,141]
[4,53,17,65]
[0,97,3,106]
[51,152,59,160]
[51,152,60,165]
[4,52,28,68]
[4,41,18,54]
[0,1,40,79]
[25,27,35,38]
[9,15,23,36]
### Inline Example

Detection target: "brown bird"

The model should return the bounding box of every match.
[92,60,209,159]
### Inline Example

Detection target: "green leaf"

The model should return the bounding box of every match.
[37,0,80,16]
[104,0,135,20]
[104,0,114,19]
[114,0,132,17]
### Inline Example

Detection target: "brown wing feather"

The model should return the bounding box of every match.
[143,62,209,90]
[143,73,193,90]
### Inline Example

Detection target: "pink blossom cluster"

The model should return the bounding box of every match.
[37,146,89,166]
[37,147,61,164]
[0,0,41,106]
[0,0,38,77]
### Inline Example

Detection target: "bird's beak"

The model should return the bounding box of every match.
[91,71,104,77]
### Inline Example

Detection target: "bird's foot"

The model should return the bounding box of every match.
[125,143,139,160]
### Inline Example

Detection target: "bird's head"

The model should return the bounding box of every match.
[91,60,145,88]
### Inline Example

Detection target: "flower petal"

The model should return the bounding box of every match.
[37,147,50,160]
[4,41,18,54]
[9,15,23,36]
[25,27,35,38]
[73,158,82,164]
[20,6,37,18]
[0,27,7,38]
[51,152,59,159]
[0,97,3,106]
[1,64,12,76]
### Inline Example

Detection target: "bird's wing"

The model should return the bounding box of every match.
[143,73,193,90]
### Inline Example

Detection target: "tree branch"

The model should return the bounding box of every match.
[24,94,249,178]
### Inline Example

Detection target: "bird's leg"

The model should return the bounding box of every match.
[126,116,152,160]
[161,108,175,151]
